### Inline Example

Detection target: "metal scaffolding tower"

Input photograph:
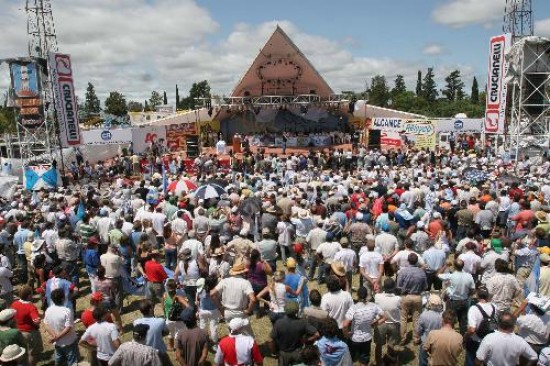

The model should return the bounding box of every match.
[16,0,59,164]
[503,0,534,43]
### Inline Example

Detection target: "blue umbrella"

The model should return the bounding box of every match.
[193,184,226,199]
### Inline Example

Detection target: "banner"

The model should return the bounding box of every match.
[380,131,402,148]
[81,129,132,145]
[415,134,436,149]
[9,61,44,128]
[371,117,404,132]
[23,164,59,191]
[49,53,81,146]
[435,118,484,133]
[166,124,196,151]
[404,120,434,135]
[485,34,511,134]
[132,126,167,154]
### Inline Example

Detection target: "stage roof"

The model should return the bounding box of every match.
[231,26,334,98]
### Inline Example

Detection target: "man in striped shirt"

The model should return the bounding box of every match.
[215,318,263,366]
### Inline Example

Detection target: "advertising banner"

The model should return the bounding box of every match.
[371,117,404,132]
[435,118,484,133]
[166,124,196,152]
[404,120,434,135]
[132,126,167,154]
[485,34,511,134]
[415,134,436,149]
[9,60,44,128]
[81,129,132,145]
[380,131,402,148]
[49,53,81,146]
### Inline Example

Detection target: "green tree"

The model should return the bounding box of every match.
[442,70,465,102]
[182,80,211,109]
[149,91,163,111]
[127,101,144,112]
[391,75,407,105]
[416,70,423,96]
[368,75,390,107]
[176,84,180,110]
[104,91,128,116]
[471,76,480,104]
[163,91,168,105]
[422,68,438,102]
[0,107,16,134]
[84,82,101,115]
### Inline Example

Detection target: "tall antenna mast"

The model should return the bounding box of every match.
[16,0,59,165]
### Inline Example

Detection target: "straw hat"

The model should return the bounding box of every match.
[331,261,346,277]
[0,309,16,323]
[535,211,548,223]
[0,345,25,362]
[229,260,248,276]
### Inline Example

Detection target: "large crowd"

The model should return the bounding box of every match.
[0,139,548,366]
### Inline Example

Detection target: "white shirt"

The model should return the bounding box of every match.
[468,302,497,342]
[359,251,384,279]
[150,212,166,237]
[316,242,342,264]
[476,330,538,365]
[321,290,353,329]
[171,217,188,236]
[0,267,13,295]
[517,313,550,345]
[333,248,356,271]
[44,304,78,346]
[391,249,425,268]
[97,217,113,244]
[81,321,119,361]
[458,251,482,275]
[179,239,204,260]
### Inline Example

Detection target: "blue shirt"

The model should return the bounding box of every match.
[438,271,475,300]
[13,229,31,255]
[83,248,100,270]
[45,277,73,309]
[422,247,447,272]
[133,317,168,353]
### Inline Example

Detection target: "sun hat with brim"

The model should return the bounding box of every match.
[228,317,249,332]
[541,253,550,264]
[0,345,25,362]
[535,211,548,223]
[331,261,346,277]
[0,309,16,323]
[229,261,248,276]
[265,205,277,214]
[32,239,45,252]
[286,257,297,268]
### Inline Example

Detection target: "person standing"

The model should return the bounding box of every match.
[342,287,386,366]
[100,244,124,314]
[108,324,163,366]
[424,310,463,366]
[210,260,256,336]
[80,305,121,366]
[396,253,427,344]
[320,275,353,330]
[476,311,538,366]
[43,288,79,366]
[215,318,263,366]
[315,318,353,366]
[438,259,475,334]
[133,300,170,365]
[175,310,209,366]
[144,250,168,311]
[359,241,384,293]
[464,286,498,366]
[11,285,42,366]
[416,294,443,366]
[373,278,401,365]
[486,258,521,311]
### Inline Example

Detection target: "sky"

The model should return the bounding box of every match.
[0,0,549,104]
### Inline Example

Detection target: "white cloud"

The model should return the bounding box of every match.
[535,18,550,37]
[432,0,505,28]
[423,44,445,56]
[0,0,481,105]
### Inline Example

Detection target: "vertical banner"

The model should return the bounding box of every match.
[49,53,81,147]
[9,60,44,127]
[485,34,511,134]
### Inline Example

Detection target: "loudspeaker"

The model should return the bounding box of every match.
[368,130,381,149]
[186,135,199,158]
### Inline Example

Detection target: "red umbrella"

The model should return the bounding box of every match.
[167,179,197,195]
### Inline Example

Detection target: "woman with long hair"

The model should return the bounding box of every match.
[256,270,299,324]
[163,278,189,352]
[197,275,221,348]
[246,249,273,317]
[174,248,201,304]
[163,224,180,270]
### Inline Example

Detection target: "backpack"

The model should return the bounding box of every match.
[475,304,498,339]
[168,295,183,321]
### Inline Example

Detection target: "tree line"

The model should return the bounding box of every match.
[351,68,485,118]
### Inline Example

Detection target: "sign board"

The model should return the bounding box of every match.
[81,128,132,145]
[9,60,44,128]
[484,34,511,134]
[435,118,484,133]
[132,126,167,154]
[49,53,81,146]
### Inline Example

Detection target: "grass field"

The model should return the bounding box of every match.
[33,270,433,366]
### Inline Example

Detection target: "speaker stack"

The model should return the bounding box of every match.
[186,135,200,158]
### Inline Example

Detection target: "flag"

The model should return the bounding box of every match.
[162,164,168,195]
[76,199,86,221]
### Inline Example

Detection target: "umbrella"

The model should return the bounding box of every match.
[206,178,229,188]
[193,184,226,200]
[239,197,262,216]
[167,179,197,196]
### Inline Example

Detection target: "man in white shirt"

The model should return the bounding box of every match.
[80,305,120,363]
[179,231,204,260]
[359,241,384,293]
[320,275,353,329]
[43,288,79,366]
[333,238,356,287]
[315,233,342,283]
[391,239,425,270]
[150,207,166,238]
[476,311,537,366]
[458,242,482,282]
[373,278,402,365]
[375,230,399,277]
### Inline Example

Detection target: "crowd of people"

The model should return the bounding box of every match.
[0,140,548,366]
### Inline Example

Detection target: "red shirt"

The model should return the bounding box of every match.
[11,300,40,333]
[144,260,168,283]
[81,308,113,328]
[218,334,263,366]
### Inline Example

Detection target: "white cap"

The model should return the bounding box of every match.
[228,317,249,332]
